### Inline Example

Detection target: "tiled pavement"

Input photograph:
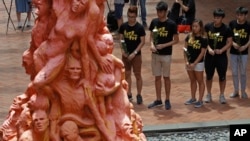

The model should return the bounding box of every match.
[1,0,250,133]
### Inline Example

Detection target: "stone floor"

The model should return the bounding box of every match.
[0,0,250,133]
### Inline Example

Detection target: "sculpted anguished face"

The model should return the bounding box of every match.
[32,110,49,133]
[11,94,28,110]
[71,0,88,13]
[32,0,51,17]
[60,121,79,141]
[66,57,82,81]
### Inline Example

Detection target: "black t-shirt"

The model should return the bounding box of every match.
[182,0,196,24]
[185,34,208,63]
[149,18,178,55]
[229,20,250,55]
[205,22,233,55]
[119,22,146,55]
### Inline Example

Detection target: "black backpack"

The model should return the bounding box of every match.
[106,1,118,32]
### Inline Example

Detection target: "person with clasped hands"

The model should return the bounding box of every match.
[148,1,179,110]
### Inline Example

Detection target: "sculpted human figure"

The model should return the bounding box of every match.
[49,54,115,140]
[60,120,83,141]
[79,0,112,83]
[32,0,112,90]
[23,0,56,80]
[129,103,146,141]
[95,37,125,117]
[19,109,50,141]
[21,0,56,115]
[0,94,29,141]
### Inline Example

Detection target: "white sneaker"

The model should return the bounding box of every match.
[219,94,226,104]
[204,93,212,103]
[17,22,22,29]
[27,21,32,27]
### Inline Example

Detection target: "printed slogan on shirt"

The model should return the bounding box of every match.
[124,30,138,40]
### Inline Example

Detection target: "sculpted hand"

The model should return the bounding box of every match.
[122,80,128,91]
[95,81,105,96]
[77,78,92,90]
[99,57,112,73]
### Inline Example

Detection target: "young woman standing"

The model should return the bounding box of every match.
[184,19,207,108]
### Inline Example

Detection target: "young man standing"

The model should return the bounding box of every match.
[229,7,250,99]
[119,6,146,104]
[204,8,233,104]
[148,1,179,110]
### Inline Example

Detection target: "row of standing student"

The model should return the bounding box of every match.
[114,0,194,30]
[119,1,250,109]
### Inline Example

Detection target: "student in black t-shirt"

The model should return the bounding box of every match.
[204,8,233,104]
[229,7,250,99]
[119,6,146,104]
[183,19,207,108]
[147,1,179,110]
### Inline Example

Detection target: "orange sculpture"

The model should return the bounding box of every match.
[0,0,146,140]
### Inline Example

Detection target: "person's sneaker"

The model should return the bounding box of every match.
[128,94,132,101]
[17,22,22,29]
[26,21,32,27]
[136,94,143,104]
[241,93,248,99]
[148,100,163,108]
[219,94,226,104]
[230,93,239,98]
[184,98,197,105]
[204,93,212,103]
[165,100,171,110]
[194,101,203,108]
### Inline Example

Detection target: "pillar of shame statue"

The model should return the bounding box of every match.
[0,0,147,140]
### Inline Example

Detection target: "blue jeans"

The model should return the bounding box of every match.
[230,54,248,93]
[130,0,147,25]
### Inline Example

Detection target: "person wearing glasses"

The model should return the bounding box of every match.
[119,6,146,104]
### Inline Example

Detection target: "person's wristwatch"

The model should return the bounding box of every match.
[134,51,138,55]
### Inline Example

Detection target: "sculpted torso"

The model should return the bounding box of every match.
[53,78,87,117]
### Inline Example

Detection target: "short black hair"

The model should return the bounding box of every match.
[156,1,168,11]
[236,6,248,15]
[213,8,225,18]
